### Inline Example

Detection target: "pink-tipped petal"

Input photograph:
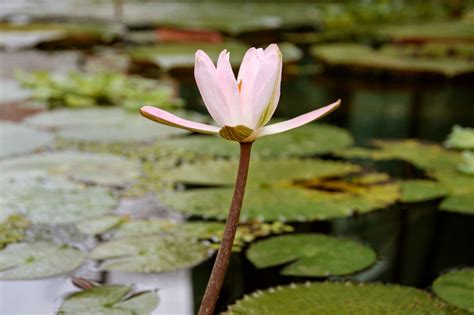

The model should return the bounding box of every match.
[216,50,241,124]
[251,44,282,128]
[140,106,220,134]
[195,50,230,126]
[256,99,341,138]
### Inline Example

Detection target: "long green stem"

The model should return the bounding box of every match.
[198,142,253,315]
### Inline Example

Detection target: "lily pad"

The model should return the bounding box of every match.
[440,194,474,215]
[90,233,212,273]
[0,121,54,158]
[0,151,140,187]
[433,268,474,313]
[311,43,474,77]
[400,180,448,203]
[159,123,353,158]
[247,234,376,277]
[164,158,360,186]
[0,176,117,224]
[0,215,30,249]
[0,78,31,103]
[75,216,127,235]
[444,126,474,150]
[226,282,467,315]
[58,285,159,315]
[129,41,301,71]
[25,108,203,143]
[0,242,84,280]
[458,151,474,175]
[161,182,399,222]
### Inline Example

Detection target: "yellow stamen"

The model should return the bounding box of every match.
[238,80,242,93]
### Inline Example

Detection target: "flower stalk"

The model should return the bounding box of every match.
[198,142,253,315]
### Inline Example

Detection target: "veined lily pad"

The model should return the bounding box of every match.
[159,124,353,158]
[90,233,212,273]
[311,43,474,77]
[246,234,376,277]
[0,151,140,187]
[161,182,399,222]
[433,268,474,312]
[0,121,54,158]
[129,41,301,71]
[25,108,203,143]
[400,180,448,203]
[226,282,467,315]
[58,285,159,315]
[75,216,127,235]
[0,176,117,224]
[164,158,360,186]
[0,242,84,280]
[444,126,474,150]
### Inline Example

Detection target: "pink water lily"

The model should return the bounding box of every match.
[141,44,340,142]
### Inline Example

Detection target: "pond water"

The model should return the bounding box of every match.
[1,1,474,315]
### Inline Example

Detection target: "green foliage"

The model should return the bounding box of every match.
[0,242,84,280]
[91,233,212,273]
[0,176,117,224]
[458,151,474,175]
[58,285,159,315]
[75,216,128,235]
[0,151,141,187]
[247,234,376,277]
[444,126,474,150]
[0,121,54,158]
[0,215,30,249]
[433,268,474,312]
[400,180,448,203]
[159,124,353,158]
[226,282,468,315]
[311,43,474,77]
[17,71,182,111]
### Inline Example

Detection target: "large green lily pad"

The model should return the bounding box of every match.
[336,140,474,214]
[311,43,474,77]
[0,176,117,224]
[400,180,448,203]
[164,158,360,186]
[159,123,353,158]
[433,268,474,313]
[247,234,376,277]
[90,233,212,273]
[25,108,203,143]
[58,285,159,315]
[0,151,140,187]
[226,282,467,315]
[0,242,84,280]
[444,126,474,150]
[161,182,399,222]
[75,216,127,235]
[129,41,301,71]
[0,121,54,158]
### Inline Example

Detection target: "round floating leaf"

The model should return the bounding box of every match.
[0,121,54,158]
[247,234,376,277]
[433,268,474,312]
[161,183,399,222]
[226,282,467,315]
[400,180,448,203]
[159,124,353,158]
[91,234,212,273]
[58,285,159,315]
[76,216,127,235]
[165,158,360,186]
[0,242,84,280]
[25,108,204,143]
[0,215,30,249]
[0,151,140,187]
[440,194,474,215]
[444,126,474,150]
[0,176,117,224]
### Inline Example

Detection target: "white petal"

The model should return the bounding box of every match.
[141,106,220,134]
[237,48,261,125]
[256,100,341,138]
[194,50,230,126]
[217,50,241,124]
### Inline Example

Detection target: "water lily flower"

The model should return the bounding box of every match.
[141,44,340,142]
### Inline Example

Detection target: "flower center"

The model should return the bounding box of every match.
[219,125,253,142]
